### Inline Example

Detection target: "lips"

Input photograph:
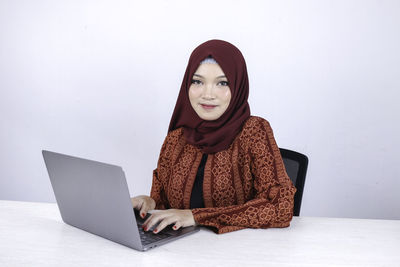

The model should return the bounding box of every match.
[200,104,217,110]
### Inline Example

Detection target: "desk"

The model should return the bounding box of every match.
[0,200,399,267]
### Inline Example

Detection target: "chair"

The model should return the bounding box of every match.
[279,148,309,216]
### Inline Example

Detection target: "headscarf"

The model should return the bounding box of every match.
[168,39,251,154]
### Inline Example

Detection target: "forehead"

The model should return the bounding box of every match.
[194,63,226,77]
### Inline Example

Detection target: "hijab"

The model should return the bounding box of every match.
[168,39,251,154]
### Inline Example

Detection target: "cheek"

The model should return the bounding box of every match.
[219,88,232,104]
[188,86,200,104]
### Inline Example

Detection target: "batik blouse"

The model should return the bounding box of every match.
[150,116,296,234]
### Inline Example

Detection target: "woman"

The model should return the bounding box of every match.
[131,39,296,234]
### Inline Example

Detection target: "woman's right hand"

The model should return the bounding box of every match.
[131,195,156,219]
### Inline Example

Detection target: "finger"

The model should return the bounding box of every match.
[143,212,168,231]
[153,216,177,233]
[139,202,150,218]
[142,213,153,228]
[131,198,143,210]
[172,221,182,231]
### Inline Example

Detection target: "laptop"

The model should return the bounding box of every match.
[42,150,200,251]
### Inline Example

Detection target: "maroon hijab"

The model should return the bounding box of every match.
[168,39,251,154]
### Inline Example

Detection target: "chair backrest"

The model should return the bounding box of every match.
[279,148,309,216]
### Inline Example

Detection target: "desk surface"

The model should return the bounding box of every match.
[0,200,399,267]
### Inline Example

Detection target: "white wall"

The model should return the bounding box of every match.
[1,0,399,220]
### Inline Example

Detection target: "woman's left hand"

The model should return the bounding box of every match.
[142,209,197,233]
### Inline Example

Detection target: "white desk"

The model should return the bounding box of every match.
[0,200,399,267]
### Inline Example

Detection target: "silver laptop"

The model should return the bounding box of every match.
[42,150,200,251]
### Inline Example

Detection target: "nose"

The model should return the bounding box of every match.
[202,83,215,100]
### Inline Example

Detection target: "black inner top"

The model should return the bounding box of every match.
[190,154,208,209]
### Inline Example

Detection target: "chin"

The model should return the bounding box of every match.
[198,114,222,121]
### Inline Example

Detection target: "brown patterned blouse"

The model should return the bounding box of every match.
[150,116,296,234]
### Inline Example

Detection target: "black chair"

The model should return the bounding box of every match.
[279,148,309,216]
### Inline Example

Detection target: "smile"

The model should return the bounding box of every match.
[200,104,218,110]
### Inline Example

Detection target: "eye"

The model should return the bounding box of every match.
[191,79,202,85]
[217,81,229,86]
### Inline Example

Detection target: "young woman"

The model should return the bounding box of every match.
[131,39,296,234]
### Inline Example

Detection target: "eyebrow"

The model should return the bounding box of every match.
[193,74,227,79]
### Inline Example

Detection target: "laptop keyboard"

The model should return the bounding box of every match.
[135,211,174,246]
[137,225,174,246]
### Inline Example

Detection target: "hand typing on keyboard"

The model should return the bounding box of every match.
[131,195,156,219]
[141,209,197,234]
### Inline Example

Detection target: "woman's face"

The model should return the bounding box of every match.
[188,63,231,121]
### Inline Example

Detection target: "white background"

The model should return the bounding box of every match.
[1,0,399,220]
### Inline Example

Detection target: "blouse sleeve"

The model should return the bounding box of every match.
[191,119,297,234]
[150,135,171,209]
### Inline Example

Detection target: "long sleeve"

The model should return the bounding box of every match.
[150,169,168,209]
[150,135,172,210]
[191,118,297,234]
